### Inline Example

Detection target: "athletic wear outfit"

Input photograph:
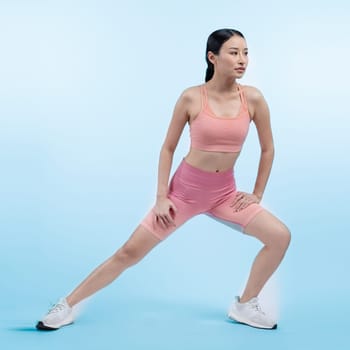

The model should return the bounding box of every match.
[36,84,277,330]
[141,84,263,240]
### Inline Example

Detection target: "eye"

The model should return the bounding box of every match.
[230,51,238,55]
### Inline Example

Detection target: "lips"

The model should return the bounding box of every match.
[235,68,245,72]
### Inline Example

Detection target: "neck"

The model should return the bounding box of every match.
[206,76,238,92]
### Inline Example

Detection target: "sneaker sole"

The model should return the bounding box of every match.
[227,312,277,330]
[36,321,59,331]
[36,319,74,331]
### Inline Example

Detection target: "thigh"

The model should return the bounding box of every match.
[121,224,162,258]
[140,195,201,240]
[209,195,264,232]
[243,209,291,246]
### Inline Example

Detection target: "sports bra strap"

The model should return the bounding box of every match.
[200,84,208,110]
[237,84,248,109]
[201,84,248,111]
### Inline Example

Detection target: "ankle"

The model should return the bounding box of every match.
[239,295,256,304]
[65,296,74,308]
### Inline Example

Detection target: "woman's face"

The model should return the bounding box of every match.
[209,35,248,79]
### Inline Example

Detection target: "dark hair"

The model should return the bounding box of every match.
[205,28,245,82]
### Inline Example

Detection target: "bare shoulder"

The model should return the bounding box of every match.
[179,85,202,103]
[240,84,266,105]
[240,84,269,121]
[177,85,202,119]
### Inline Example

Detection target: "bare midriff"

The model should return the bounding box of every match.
[184,148,240,173]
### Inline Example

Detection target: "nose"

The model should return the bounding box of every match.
[238,53,247,66]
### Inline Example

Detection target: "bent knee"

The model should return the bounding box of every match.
[274,224,291,250]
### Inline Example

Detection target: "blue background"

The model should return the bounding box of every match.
[1,0,349,349]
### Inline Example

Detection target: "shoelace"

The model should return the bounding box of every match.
[249,301,265,315]
[48,302,65,314]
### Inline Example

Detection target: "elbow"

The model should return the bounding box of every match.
[261,145,274,157]
[160,144,176,157]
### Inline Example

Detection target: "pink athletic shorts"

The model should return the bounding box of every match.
[141,159,264,240]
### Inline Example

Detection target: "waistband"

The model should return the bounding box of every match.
[177,159,235,188]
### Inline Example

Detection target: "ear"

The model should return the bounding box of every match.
[207,51,216,65]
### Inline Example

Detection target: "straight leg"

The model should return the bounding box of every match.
[66,225,160,307]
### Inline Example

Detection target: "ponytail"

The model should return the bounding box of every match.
[205,63,214,82]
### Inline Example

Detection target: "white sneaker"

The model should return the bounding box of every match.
[227,296,277,329]
[36,298,74,330]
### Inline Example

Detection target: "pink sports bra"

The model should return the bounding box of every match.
[190,84,251,153]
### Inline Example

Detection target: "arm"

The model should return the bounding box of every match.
[231,87,275,212]
[250,88,275,201]
[154,89,191,227]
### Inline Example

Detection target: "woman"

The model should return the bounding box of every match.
[36,28,291,331]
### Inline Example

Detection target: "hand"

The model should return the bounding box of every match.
[230,192,260,212]
[153,197,178,230]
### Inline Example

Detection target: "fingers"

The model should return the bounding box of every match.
[162,201,178,227]
[154,202,177,229]
[230,192,244,207]
[155,213,176,229]
[230,192,257,212]
[153,198,178,229]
